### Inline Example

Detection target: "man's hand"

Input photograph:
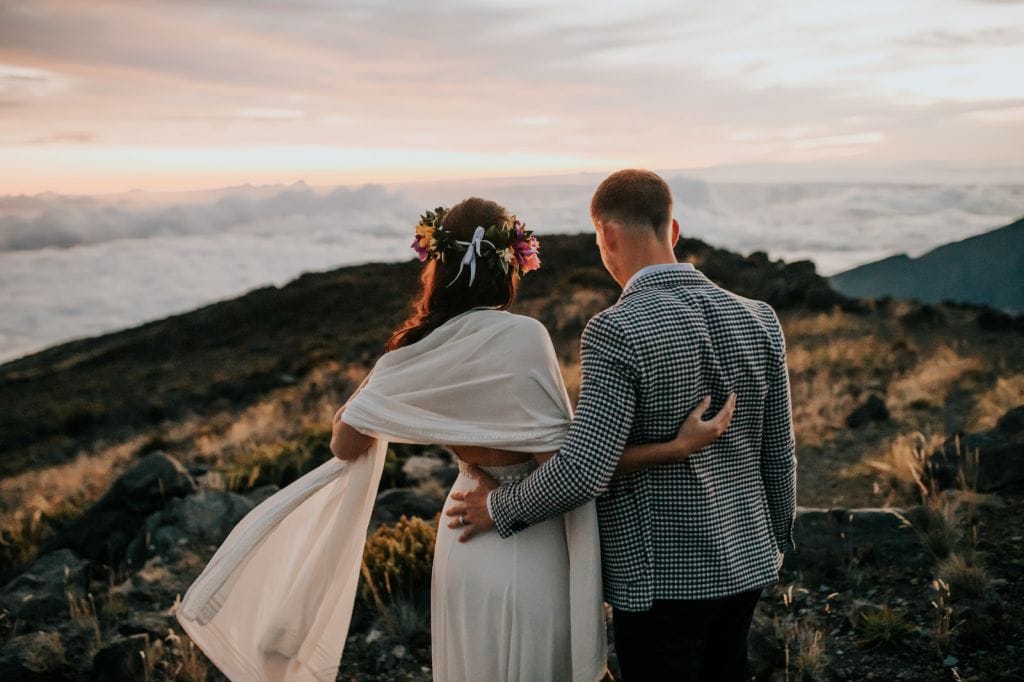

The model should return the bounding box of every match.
[445,465,499,542]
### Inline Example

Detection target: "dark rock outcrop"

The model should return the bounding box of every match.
[928,405,1024,493]
[0,630,70,681]
[783,507,928,573]
[845,395,890,428]
[126,488,255,565]
[90,633,161,682]
[38,452,197,568]
[0,549,89,626]
[371,488,445,528]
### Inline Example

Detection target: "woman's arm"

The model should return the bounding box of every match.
[330,371,378,461]
[615,392,737,475]
[330,405,377,460]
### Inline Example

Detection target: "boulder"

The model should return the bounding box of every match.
[0,630,69,681]
[39,452,196,567]
[90,633,162,682]
[246,483,280,506]
[783,507,928,573]
[126,489,255,565]
[845,395,890,428]
[928,405,1024,493]
[371,487,444,528]
[0,549,89,626]
[402,454,459,487]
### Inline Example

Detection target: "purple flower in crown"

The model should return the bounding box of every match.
[411,223,436,262]
[510,219,541,272]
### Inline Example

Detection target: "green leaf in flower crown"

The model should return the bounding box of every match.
[498,255,509,274]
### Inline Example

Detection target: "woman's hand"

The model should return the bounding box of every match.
[671,392,737,459]
[614,392,737,475]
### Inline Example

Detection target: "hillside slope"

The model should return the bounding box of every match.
[0,235,842,479]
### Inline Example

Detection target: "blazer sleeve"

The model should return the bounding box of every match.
[489,312,640,538]
[759,304,797,552]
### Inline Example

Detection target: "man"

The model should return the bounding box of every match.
[446,168,797,681]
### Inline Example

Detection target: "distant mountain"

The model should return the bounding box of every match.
[829,218,1024,313]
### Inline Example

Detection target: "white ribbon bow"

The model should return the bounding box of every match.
[447,226,495,287]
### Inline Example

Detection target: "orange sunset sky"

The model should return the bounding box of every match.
[1,0,1023,195]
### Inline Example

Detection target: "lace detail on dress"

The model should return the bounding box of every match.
[457,458,539,485]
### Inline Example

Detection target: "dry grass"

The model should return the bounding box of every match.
[888,346,983,409]
[784,621,829,681]
[969,373,1024,431]
[359,515,436,638]
[855,606,916,648]
[865,431,946,505]
[163,627,209,682]
[781,309,863,338]
[67,590,102,650]
[936,553,989,598]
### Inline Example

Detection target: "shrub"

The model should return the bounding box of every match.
[855,606,916,648]
[358,515,436,639]
[222,425,332,492]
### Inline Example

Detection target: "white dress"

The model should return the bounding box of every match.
[175,308,608,681]
[432,458,573,681]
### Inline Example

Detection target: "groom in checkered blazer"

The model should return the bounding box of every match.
[451,169,797,680]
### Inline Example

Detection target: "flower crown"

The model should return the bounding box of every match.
[411,206,541,287]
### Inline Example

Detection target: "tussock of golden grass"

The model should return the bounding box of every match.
[360,516,436,638]
[67,590,102,650]
[855,606,916,648]
[888,346,982,409]
[969,373,1024,431]
[792,624,828,681]
[163,627,209,682]
[865,432,946,504]
[936,553,989,598]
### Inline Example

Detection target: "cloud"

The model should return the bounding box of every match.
[0,182,419,251]
[2,175,1023,363]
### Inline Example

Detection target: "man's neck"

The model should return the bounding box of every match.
[618,249,679,288]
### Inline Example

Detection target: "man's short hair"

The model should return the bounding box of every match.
[590,169,673,237]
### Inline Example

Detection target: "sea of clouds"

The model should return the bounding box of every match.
[2,175,1023,364]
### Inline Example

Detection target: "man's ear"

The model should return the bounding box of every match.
[600,219,618,251]
[670,218,680,247]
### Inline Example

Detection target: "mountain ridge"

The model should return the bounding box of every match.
[829,217,1024,312]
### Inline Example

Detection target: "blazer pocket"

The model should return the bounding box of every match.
[597,496,648,588]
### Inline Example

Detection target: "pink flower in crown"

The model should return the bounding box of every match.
[411,223,435,262]
[511,220,541,272]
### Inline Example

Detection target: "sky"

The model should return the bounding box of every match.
[1,0,1023,194]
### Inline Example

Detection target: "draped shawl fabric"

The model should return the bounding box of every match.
[176,307,607,681]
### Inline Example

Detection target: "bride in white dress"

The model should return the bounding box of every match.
[175,197,733,682]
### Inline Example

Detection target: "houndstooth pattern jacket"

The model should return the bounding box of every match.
[488,264,797,611]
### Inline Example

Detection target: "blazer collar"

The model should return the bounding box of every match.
[619,263,713,300]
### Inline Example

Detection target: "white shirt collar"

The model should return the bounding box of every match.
[622,261,695,292]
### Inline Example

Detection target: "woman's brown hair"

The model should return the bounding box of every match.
[386,197,520,351]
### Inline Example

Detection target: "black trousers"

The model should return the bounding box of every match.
[612,586,763,682]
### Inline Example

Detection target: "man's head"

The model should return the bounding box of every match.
[590,169,679,285]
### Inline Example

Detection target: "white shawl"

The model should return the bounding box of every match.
[176,307,607,681]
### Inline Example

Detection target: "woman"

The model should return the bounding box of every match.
[175,198,733,682]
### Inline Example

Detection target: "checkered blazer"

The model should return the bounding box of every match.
[489,266,797,611]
